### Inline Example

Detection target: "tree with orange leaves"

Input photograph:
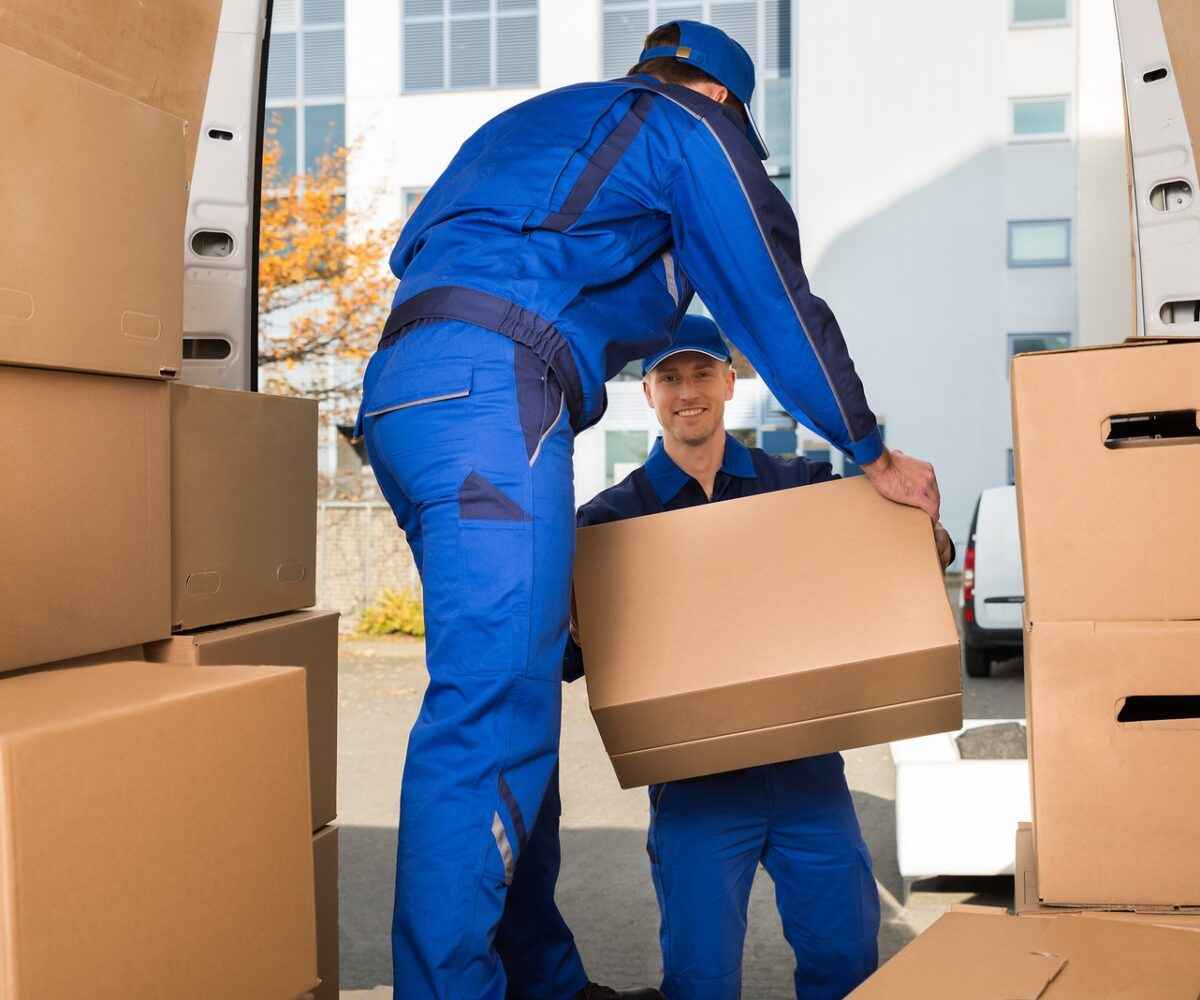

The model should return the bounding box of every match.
[257,131,401,423]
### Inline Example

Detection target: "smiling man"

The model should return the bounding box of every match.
[568,316,952,1000]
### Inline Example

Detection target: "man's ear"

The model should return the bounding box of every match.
[643,378,654,408]
[725,365,736,401]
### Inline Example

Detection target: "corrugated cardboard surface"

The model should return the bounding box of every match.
[0,43,184,379]
[145,610,340,830]
[1026,620,1200,908]
[0,660,317,999]
[1011,340,1200,622]
[0,367,170,672]
[313,825,341,1000]
[575,477,960,781]
[0,0,222,177]
[611,693,962,789]
[847,910,1200,998]
[1016,822,1200,928]
[1160,0,1200,155]
[171,384,318,631]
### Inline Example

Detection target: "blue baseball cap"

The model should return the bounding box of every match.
[638,20,770,160]
[642,315,733,376]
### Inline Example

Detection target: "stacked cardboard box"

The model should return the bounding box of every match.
[574,476,962,788]
[0,3,334,995]
[1012,338,1200,911]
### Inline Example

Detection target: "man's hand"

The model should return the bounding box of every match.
[862,446,941,521]
[934,521,953,570]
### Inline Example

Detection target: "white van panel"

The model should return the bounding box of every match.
[974,486,1024,630]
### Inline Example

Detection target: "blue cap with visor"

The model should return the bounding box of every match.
[637,19,770,160]
[642,315,733,376]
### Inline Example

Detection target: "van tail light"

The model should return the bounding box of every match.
[962,539,976,623]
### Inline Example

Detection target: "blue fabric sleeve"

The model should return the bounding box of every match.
[661,106,883,465]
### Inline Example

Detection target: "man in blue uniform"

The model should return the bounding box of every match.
[568,317,954,1000]
[357,18,943,1000]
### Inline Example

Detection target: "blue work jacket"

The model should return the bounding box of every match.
[563,433,838,682]
[387,75,883,465]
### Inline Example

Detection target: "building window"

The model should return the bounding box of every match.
[1008,220,1071,268]
[1011,0,1069,28]
[1007,448,1015,486]
[403,187,429,219]
[600,1,792,185]
[402,1,539,94]
[761,427,797,455]
[1008,332,1070,362]
[803,443,831,466]
[1010,97,1069,141]
[265,0,346,180]
[606,430,649,485]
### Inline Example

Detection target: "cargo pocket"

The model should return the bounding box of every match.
[361,357,473,422]
[456,471,532,674]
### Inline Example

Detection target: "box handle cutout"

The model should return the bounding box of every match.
[183,337,232,360]
[1117,695,1200,728]
[190,230,234,258]
[1103,409,1200,449]
[1159,300,1200,325]
[1143,67,1169,83]
[1149,180,1193,213]
[185,571,222,596]
[276,562,307,584]
[208,127,234,141]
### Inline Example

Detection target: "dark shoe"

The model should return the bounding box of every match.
[573,984,666,1000]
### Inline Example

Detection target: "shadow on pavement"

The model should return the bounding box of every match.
[341,817,918,994]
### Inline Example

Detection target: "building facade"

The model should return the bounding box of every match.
[266,0,1131,553]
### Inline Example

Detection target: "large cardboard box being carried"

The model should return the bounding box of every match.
[313,825,341,1000]
[574,477,962,788]
[1024,621,1200,909]
[171,384,318,631]
[145,610,340,830]
[0,657,317,999]
[1011,339,1200,623]
[0,1,222,379]
[1,367,170,672]
[847,910,1200,998]
[1114,0,1200,339]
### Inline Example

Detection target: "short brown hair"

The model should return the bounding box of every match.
[628,23,747,121]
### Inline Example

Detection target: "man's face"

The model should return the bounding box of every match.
[643,351,735,447]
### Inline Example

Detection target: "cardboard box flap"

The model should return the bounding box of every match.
[0,0,222,174]
[848,911,1200,998]
[577,478,958,708]
[1012,337,1200,360]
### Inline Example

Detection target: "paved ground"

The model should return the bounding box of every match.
[338,591,1026,998]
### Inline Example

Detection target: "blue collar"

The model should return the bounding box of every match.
[643,433,757,504]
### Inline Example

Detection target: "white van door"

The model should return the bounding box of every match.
[973,486,1025,630]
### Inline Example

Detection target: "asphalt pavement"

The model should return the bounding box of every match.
[337,592,1026,998]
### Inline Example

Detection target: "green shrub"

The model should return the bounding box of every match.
[358,587,426,637]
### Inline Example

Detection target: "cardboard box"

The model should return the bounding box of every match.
[1026,621,1200,908]
[1115,0,1200,339]
[574,477,962,788]
[1,366,170,672]
[0,42,185,380]
[145,610,340,830]
[313,825,341,1000]
[847,910,1200,998]
[1015,822,1200,928]
[0,0,222,178]
[1011,339,1200,623]
[0,659,317,999]
[171,384,318,631]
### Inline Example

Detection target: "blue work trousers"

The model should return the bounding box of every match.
[648,754,880,1000]
[360,321,588,999]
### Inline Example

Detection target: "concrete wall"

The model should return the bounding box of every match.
[316,500,420,630]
